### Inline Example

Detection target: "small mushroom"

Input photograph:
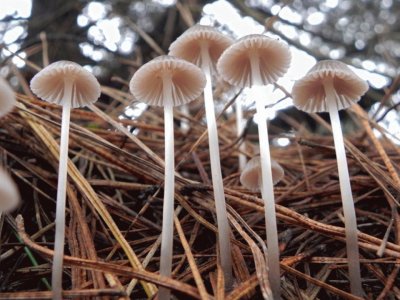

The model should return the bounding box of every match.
[0,167,20,215]
[217,34,291,299]
[169,25,235,287]
[240,156,284,191]
[0,77,16,118]
[129,55,205,300]
[30,61,101,300]
[292,60,368,296]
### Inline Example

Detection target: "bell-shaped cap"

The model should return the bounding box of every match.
[129,55,206,107]
[240,156,284,191]
[292,60,369,113]
[169,25,233,70]
[30,61,101,108]
[217,34,291,88]
[0,77,16,118]
[0,167,20,213]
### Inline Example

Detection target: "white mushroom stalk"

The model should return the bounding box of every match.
[235,99,246,171]
[51,80,72,299]
[292,60,369,296]
[249,53,281,298]
[30,61,101,300]
[200,43,233,287]
[324,77,362,296]
[159,73,175,300]
[129,56,206,300]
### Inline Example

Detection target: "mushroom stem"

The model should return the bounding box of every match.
[236,99,246,171]
[250,53,281,299]
[158,74,175,300]
[200,44,233,289]
[324,78,363,296]
[52,79,73,300]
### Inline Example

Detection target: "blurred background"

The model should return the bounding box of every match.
[0,0,399,141]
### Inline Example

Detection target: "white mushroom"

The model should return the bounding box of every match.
[30,61,100,300]
[292,60,368,296]
[130,55,205,300]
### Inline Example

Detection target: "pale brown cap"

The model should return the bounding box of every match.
[129,55,206,107]
[217,34,291,88]
[0,167,20,213]
[30,61,101,108]
[0,77,16,118]
[169,25,233,70]
[240,156,284,191]
[292,60,369,113]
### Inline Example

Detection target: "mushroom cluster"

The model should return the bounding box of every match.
[18,22,370,300]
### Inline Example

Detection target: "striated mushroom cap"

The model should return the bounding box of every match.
[129,55,206,107]
[0,77,16,118]
[30,61,101,108]
[292,60,369,113]
[240,156,284,191]
[169,25,233,70]
[217,34,291,88]
[0,167,20,213]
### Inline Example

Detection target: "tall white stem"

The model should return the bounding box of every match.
[250,54,281,299]
[201,44,233,289]
[236,99,246,171]
[52,80,73,300]
[158,74,175,300]
[324,78,363,297]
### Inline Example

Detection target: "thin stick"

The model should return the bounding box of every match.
[324,78,363,296]
[52,80,72,300]
[249,54,281,299]
[200,43,233,289]
[158,74,175,300]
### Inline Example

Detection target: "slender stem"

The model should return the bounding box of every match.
[52,80,73,300]
[324,78,363,296]
[180,105,190,133]
[249,53,281,299]
[236,99,246,171]
[200,43,233,289]
[158,74,175,300]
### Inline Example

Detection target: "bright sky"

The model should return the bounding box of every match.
[1,0,399,144]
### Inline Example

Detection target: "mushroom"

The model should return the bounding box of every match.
[217,34,291,299]
[292,60,368,296]
[129,55,205,300]
[240,156,284,191]
[0,77,16,118]
[0,167,20,216]
[30,60,101,300]
[169,24,235,287]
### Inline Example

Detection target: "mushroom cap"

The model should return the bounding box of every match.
[292,60,369,113]
[169,25,233,70]
[0,77,16,118]
[129,55,206,107]
[217,34,291,88]
[0,167,20,213]
[240,156,284,191]
[30,60,101,108]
